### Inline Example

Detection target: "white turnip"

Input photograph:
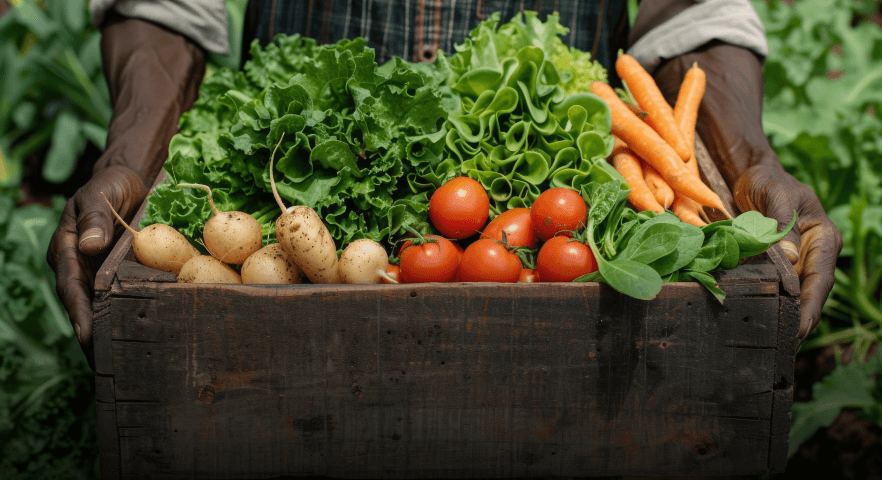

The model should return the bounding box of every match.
[102,193,198,275]
[338,238,394,284]
[178,183,262,265]
[241,243,304,284]
[177,255,242,284]
[269,134,342,284]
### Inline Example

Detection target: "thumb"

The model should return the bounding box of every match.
[76,166,148,256]
[76,200,116,256]
[734,169,802,264]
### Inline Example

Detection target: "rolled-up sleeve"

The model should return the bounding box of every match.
[627,0,768,73]
[90,0,230,54]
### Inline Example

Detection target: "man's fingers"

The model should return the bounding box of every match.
[76,202,116,256]
[58,275,95,347]
[76,166,147,256]
[49,201,97,348]
[795,223,843,339]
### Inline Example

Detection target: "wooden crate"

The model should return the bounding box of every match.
[92,141,800,479]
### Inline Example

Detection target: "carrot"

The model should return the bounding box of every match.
[590,81,727,211]
[610,146,664,214]
[672,194,707,227]
[671,62,713,224]
[673,62,706,160]
[642,161,674,209]
[615,54,692,161]
[611,135,629,156]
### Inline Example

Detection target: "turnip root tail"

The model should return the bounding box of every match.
[269,133,287,214]
[378,269,398,284]
[178,183,219,216]
[101,192,138,237]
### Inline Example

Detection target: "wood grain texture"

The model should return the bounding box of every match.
[694,135,737,221]
[94,280,793,479]
[92,165,799,479]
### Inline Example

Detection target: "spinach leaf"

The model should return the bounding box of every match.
[684,230,728,273]
[617,222,683,265]
[648,222,704,276]
[683,270,726,304]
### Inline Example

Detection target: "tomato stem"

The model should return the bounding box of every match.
[402,224,438,246]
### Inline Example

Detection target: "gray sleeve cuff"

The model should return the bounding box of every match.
[627,0,768,74]
[90,0,230,55]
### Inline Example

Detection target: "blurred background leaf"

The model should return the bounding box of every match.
[751,0,882,461]
[0,0,100,478]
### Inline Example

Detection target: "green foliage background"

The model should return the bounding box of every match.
[749,0,882,456]
[0,0,879,477]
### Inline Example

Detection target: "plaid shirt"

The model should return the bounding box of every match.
[245,0,626,71]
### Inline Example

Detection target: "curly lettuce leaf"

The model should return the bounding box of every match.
[444,11,623,214]
[143,37,451,249]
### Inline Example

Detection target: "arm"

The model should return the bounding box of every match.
[630,0,842,339]
[46,12,207,365]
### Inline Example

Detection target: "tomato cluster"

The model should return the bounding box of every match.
[393,177,599,284]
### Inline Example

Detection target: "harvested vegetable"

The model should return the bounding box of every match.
[458,239,523,283]
[338,239,392,284]
[178,183,262,264]
[518,268,539,283]
[616,54,691,161]
[269,135,342,284]
[530,188,588,240]
[609,145,664,214]
[398,231,459,283]
[642,161,675,209]
[446,12,625,213]
[429,177,489,239]
[590,81,727,212]
[536,235,598,282]
[101,193,198,275]
[177,255,242,284]
[142,35,451,250]
[382,264,401,284]
[480,208,537,248]
[673,62,706,160]
[241,243,303,284]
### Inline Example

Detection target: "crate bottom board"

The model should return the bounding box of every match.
[93,277,796,479]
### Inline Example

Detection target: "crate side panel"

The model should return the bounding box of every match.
[107,282,781,479]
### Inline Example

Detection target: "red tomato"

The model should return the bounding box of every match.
[536,236,598,282]
[451,242,464,282]
[518,268,538,283]
[530,188,588,241]
[429,177,490,239]
[458,239,522,283]
[399,235,460,283]
[382,264,401,284]
[480,208,538,248]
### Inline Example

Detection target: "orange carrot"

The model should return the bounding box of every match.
[642,161,674,209]
[616,54,692,161]
[671,63,713,224]
[611,135,629,156]
[673,62,706,160]
[610,147,664,214]
[590,81,727,211]
[672,194,707,227]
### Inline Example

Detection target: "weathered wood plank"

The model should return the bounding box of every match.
[96,400,120,480]
[103,282,785,478]
[117,260,177,283]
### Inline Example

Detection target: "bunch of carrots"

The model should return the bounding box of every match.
[591,54,727,227]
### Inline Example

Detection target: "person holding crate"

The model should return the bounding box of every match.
[48,0,841,366]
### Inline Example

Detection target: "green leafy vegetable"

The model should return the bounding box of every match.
[143,36,453,249]
[577,181,795,302]
[445,11,623,214]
